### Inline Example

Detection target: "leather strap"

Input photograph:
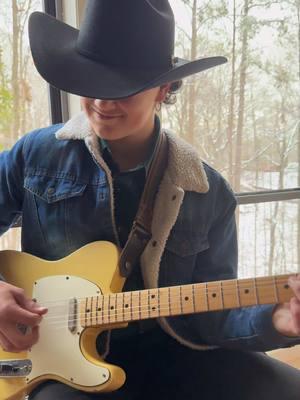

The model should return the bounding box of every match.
[119,131,169,277]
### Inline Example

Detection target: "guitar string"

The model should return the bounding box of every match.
[38,286,293,328]
[39,281,290,318]
[36,279,291,319]
[47,294,288,332]
[33,276,292,308]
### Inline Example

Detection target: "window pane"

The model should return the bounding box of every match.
[238,200,300,278]
[0,0,50,250]
[165,0,300,193]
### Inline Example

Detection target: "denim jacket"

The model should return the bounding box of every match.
[0,113,299,352]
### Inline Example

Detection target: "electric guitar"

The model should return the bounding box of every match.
[0,241,295,400]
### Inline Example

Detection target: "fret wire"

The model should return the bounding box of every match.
[96,295,100,324]
[101,293,104,324]
[138,290,141,320]
[115,293,118,322]
[114,293,117,322]
[205,282,209,311]
[158,288,160,317]
[113,295,116,322]
[220,281,224,309]
[180,286,183,313]
[168,287,171,315]
[147,289,150,318]
[122,292,125,323]
[90,297,93,326]
[192,284,196,313]
[108,294,111,324]
[130,291,133,321]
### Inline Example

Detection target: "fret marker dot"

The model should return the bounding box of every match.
[86,309,90,313]
[151,294,155,299]
[125,304,129,308]
[110,306,114,310]
[185,296,189,301]
[152,307,156,311]
[212,293,217,298]
[284,284,289,289]
[97,308,101,311]
[245,289,249,294]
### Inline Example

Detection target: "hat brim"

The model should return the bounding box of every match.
[29,12,227,100]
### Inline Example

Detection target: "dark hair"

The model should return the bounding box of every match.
[163,80,183,105]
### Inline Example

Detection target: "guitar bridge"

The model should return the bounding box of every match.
[0,359,32,377]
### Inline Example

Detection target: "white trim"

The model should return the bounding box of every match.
[236,189,300,205]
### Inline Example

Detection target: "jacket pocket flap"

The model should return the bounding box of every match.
[166,231,209,257]
[24,175,87,203]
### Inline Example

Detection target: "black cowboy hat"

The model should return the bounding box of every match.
[29,0,227,100]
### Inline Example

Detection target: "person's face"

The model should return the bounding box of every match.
[80,85,170,142]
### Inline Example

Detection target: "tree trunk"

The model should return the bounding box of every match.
[186,0,198,146]
[11,0,20,142]
[297,0,300,272]
[226,0,236,186]
[234,0,249,196]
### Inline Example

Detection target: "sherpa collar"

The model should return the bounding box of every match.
[55,112,209,194]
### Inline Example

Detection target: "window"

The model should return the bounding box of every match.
[0,0,50,250]
[164,0,300,277]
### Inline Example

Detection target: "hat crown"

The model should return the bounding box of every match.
[77,0,175,69]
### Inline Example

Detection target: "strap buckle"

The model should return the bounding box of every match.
[119,222,152,277]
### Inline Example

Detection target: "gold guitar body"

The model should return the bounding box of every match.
[0,241,126,400]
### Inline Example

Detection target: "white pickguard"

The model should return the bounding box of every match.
[27,275,110,387]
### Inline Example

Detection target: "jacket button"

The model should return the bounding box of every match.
[47,187,55,195]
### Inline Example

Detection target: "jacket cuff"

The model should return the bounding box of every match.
[253,304,300,349]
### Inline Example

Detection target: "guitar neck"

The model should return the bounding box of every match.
[79,274,294,328]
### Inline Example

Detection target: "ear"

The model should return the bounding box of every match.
[155,83,172,102]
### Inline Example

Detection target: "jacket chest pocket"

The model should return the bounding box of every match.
[166,230,209,257]
[23,174,87,257]
[161,229,210,287]
[24,175,86,203]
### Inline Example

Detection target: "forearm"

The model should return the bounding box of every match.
[188,304,300,351]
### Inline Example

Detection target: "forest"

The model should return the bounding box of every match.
[0,0,299,277]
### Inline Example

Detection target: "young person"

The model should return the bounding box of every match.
[0,1,300,399]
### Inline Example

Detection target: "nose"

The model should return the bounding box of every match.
[94,99,115,110]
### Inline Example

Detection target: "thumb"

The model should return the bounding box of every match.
[14,291,47,315]
[28,299,48,315]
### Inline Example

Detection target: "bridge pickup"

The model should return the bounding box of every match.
[68,297,78,333]
[0,360,32,377]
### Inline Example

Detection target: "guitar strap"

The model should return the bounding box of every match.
[118,130,169,277]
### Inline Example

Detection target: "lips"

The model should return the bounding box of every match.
[92,107,122,119]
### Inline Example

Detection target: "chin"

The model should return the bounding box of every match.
[94,130,127,142]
